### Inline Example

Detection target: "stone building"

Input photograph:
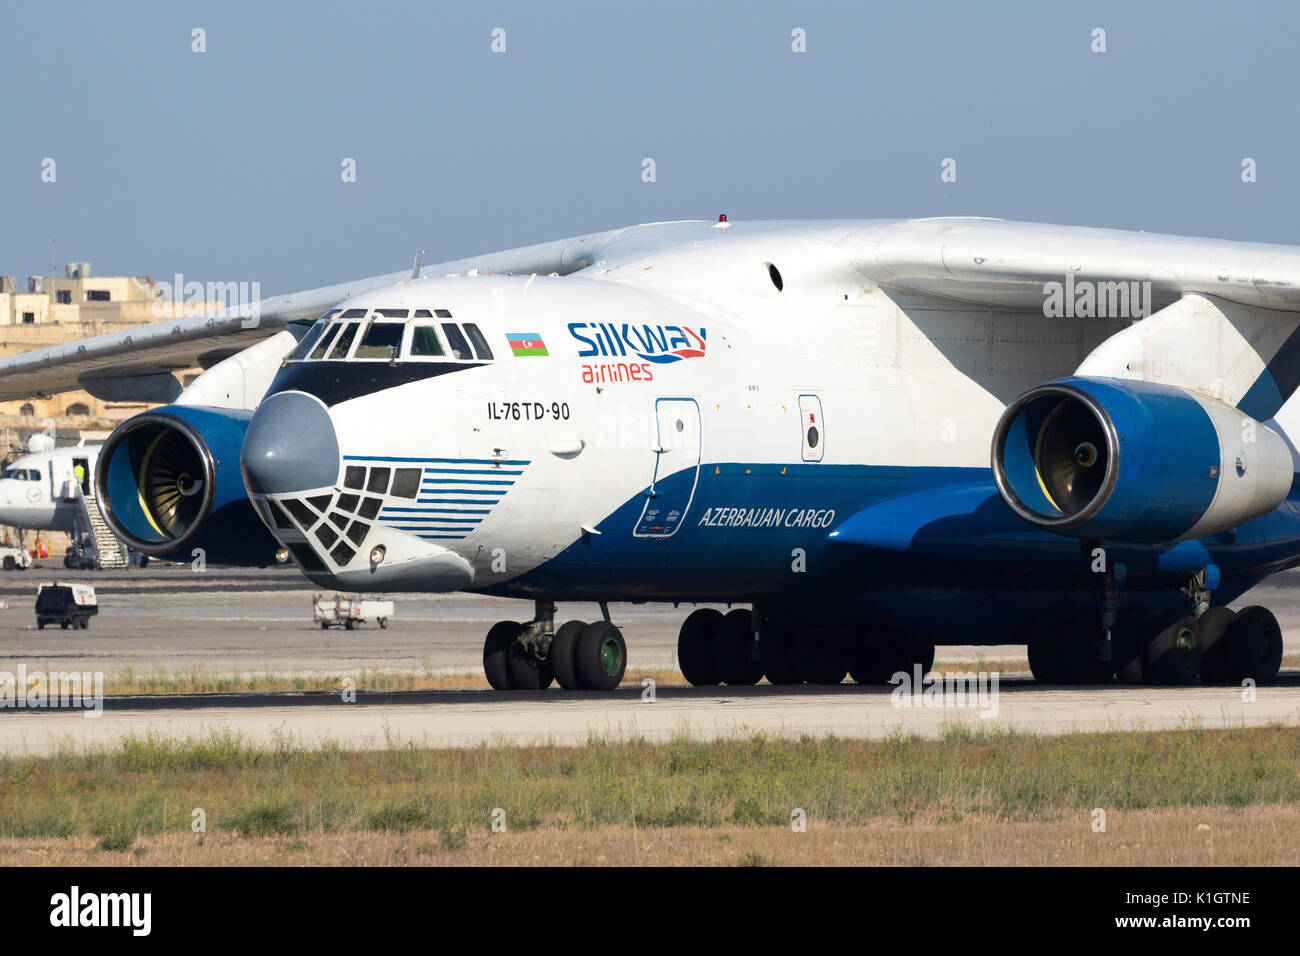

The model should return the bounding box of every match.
[0,264,215,459]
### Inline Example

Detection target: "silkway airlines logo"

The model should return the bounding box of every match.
[568,323,706,364]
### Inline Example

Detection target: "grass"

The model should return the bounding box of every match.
[92,665,688,696]
[62,655,1300,696]
[2,724,1299,864]
[2,723,1300,846]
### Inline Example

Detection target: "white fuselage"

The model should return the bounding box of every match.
[0,446,100,533]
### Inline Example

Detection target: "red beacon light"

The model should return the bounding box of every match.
[713,213,730,232]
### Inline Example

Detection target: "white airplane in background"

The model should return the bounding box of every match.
[0,444,100,536]
[0,216,1297,693]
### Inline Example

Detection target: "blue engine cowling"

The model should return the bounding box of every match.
[991,377,1294,543]
[95,405,281,565]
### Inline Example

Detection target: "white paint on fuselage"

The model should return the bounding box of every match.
[308,226,1129,590]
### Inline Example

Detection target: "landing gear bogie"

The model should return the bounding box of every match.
[482,607,628,693]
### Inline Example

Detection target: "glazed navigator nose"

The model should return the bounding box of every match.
[240,391,340,494]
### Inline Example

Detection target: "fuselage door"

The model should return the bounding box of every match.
[634,398,702,537]
[799,394,824,462]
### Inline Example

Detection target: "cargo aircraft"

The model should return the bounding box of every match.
[2,217,1296,691]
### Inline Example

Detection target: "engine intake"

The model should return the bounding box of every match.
[991,377,1293,543]
[96,405,278,563]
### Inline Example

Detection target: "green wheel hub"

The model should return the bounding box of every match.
[1174,626,1198,669]
[600,637,623,676]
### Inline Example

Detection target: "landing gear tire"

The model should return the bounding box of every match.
[1058,612,1115,684]
[678,608,722,686]
[1028,635,1067,684]
[795,628,850,685]
[576,621,626,691]
[550,620,588,690]
[3,556,14,571]
[1145,609,1202,685]
[1023,611,1069,684]
[851,631,934,684]
[1194,607,1239,683]
[1112,608,1150,684]
[760,618,802,685]
[508,641,554,691]
[1220,606,1283,685]
[712,608,763,686]
[484,620,524,691]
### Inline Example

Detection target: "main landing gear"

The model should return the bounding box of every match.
[483,600,627,691]
[1025,568,1284,686]
[676,606,935,687]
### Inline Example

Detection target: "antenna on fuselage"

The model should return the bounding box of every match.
[410,250,425,280]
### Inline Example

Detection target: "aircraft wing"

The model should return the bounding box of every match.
[850,217,1300,312]
[11,214,1300,414]
[846,218,1300,419]
[0,227,628,402]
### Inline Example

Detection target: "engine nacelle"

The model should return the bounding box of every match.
[95,405,281,564]
[991,377,1293,543]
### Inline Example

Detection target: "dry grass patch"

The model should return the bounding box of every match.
[3,805,1297,866]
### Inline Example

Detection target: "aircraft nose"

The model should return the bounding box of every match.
[240,392,341,494]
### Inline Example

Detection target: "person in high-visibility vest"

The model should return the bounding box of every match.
[73,462,87,492]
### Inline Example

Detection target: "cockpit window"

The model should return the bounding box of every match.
[1,468,38,481]
[325,321,361,360]
[442,324,473,360]
[463,323,493,360]
[409,325,446,357]
[286,307,492,366]
[308,322,341,360]
[290,314,335,360]
[354,321,404,360]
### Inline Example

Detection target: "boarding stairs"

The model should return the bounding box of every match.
[66,481,129,569]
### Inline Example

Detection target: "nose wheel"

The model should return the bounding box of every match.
[482,605,627,691]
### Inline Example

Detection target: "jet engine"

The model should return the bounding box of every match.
[991,377,1293,544]
[95,405,280,564]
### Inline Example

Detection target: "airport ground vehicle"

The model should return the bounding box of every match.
[0,546,32,571]
[313,593,393,630]
[35,582,98,630]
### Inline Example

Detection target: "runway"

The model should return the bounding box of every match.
[2,565,1299,753]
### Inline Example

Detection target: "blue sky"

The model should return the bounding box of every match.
[3,0,1298,293]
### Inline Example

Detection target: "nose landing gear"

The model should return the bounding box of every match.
[482,600,627,691]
